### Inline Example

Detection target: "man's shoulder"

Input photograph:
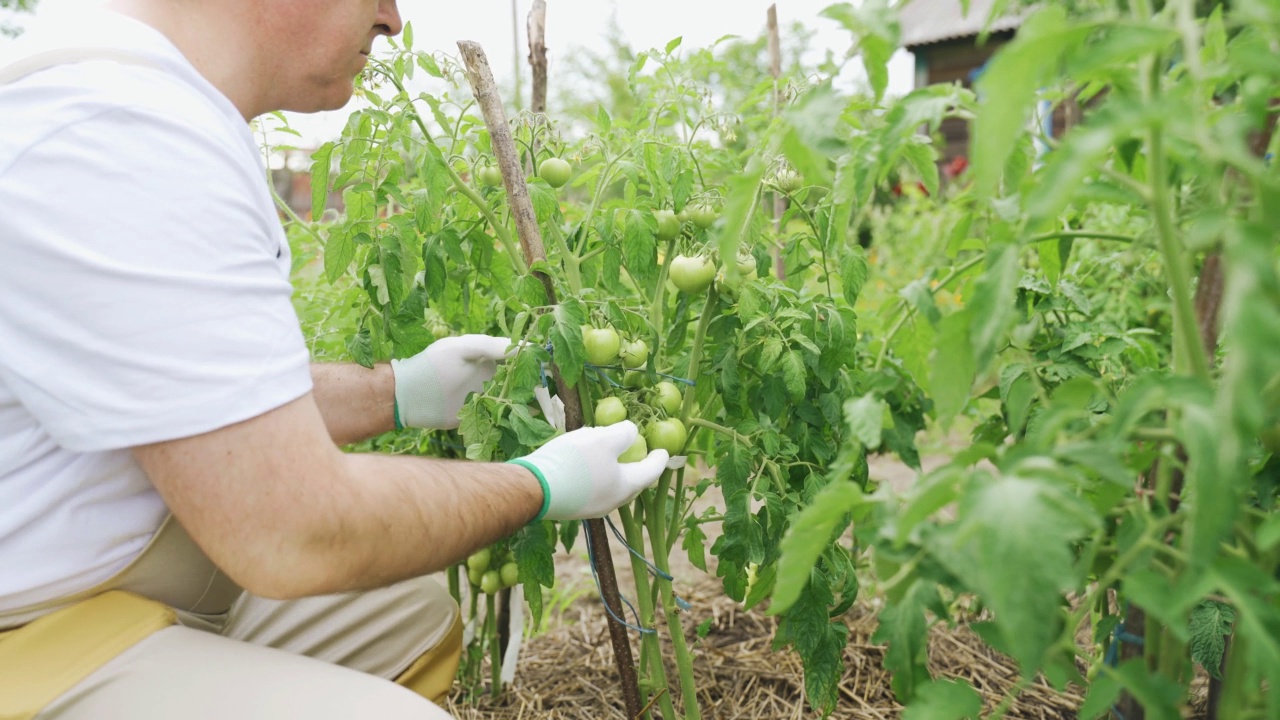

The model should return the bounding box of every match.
[2,61,236,156]
[0,11,246,171]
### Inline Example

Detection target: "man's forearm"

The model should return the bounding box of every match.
[310,363,396,446]
[276,453,544,598]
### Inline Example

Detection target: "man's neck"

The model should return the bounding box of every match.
[104,0,265,121]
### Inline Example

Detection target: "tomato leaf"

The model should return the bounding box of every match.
[771,568,848,715]
[844,394,886,449]
[512,520,557,631]
[324,225,357,282]
[930,310,975,424]
[971,5,1088,198]
[840,245,870,306]
[508,404,556,447]
[710,441,761,601]
[309,142,333,221]
[548,298,588,385]
[967,244,1020,373]
[873,580,936,702]
[901,679,982,720]
[1189,600,1236,679]
[929,472,1099,673]
[770,480,861,615]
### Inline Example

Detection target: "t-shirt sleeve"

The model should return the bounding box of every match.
[0,102,313,452]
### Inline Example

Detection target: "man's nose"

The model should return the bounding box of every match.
[376,0,403,38]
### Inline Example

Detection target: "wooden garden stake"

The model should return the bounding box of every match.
[528,0,548,115]
[767,4,788,281]
[456,40,644,720]
[498,0,550,658]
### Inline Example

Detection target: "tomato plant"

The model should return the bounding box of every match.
[281,0,1280,715]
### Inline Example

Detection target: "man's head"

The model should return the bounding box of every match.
[107,0,402,119]
[257,0,403,113]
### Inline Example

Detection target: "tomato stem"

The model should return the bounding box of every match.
[619,503,679,720]
[486,591,501,697]
[642,484,701,720]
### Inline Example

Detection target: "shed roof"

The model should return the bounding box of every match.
[898,0,1026,49]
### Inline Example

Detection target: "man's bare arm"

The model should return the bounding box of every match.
[309,363,397,446]
[133,393,542,599]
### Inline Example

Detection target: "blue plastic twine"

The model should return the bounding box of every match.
[1104,603,1145,720]
[582,519,654,635]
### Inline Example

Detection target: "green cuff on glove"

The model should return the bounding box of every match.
[507,458,551,522]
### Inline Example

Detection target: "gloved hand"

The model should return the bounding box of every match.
[391,335,513,430]
[509,421,669,521]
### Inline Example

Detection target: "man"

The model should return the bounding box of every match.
[0,1,669,718]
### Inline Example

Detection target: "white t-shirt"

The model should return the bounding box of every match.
[0,9,313,612]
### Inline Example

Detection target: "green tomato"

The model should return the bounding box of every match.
[467,548,491,573]
[595,396,628,426]
[645,418,688,455]
[623,370,648,389]
[538,157,573,188]
[773,169,802,193]
[477,164,503,187]
[618,435,649,463]
[500,562,520,588]
[715,256,758,297]
[654,210,681,240]
[480,570,503,595]
[689,204,717,229]
[582,327,621,366]
[676,209,690,224]
[669,255,716,294]
[653,381,682,415]
[467,565,484,587]
[619,339,649,369]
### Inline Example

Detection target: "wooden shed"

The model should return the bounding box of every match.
[898,0,1024,163]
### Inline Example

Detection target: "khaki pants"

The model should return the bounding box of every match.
[36,576,460,720]
[1,518,461,720]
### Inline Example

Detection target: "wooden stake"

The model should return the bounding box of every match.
[767,4,788,280]
[456,40,643,720]
[528,0,548,115]
[510,0,523,111]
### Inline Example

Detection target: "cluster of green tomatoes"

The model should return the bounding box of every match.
[466,544,520,595]
[579,325,689,462]
[475,156,573,189]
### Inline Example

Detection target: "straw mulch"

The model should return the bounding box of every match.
[444,578,1086,720]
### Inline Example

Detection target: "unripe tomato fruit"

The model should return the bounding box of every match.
[583,327,621,366]
[619,435,649,463]
[646,418,688,454]
[774,169,802,193]
[477,165,503,187]
[595,396,628,426]
[500,562,520,588]
[716,256,758,297]
[619,339,649,369]
[689,205,717,229]
[538,158,572,188]
[467,566,484,587]
[481,570,503,595]
[623,371,648,389]
[654,210,681,240]
[467,548,491,573]
[669,255,716,293]
[653,381,682,415]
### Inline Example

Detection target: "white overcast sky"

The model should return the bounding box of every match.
[12,0,916,145]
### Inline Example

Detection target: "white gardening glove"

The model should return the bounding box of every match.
[509,421,669,521]
[391,335,513,430]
